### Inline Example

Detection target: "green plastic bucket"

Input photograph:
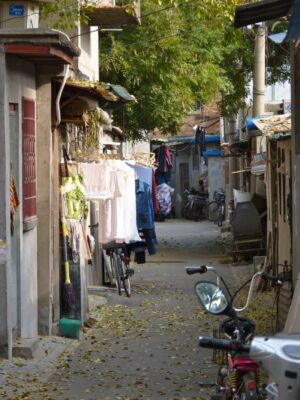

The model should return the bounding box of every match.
[59,318,81,339]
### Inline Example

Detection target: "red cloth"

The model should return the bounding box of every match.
[165,147,173,171]
[152,170,159,213]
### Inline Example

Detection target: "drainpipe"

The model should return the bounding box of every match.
[55,64,70,127]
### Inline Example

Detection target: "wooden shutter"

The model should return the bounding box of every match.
[22,97,37,227]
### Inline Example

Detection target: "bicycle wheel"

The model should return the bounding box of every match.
[110,251,121,295]
[206,201,218,222]
[118,254,131,297]
[217,205,224,227]
[102,250,113,285]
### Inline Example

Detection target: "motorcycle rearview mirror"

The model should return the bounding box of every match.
[195,281,230,315]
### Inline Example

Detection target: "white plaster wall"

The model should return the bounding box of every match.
[7,57,38,338]
[124,140,151,157]
[78,25,99,82]
[265,82,291,102]
[21,229,38,337]
[208,157,225,201]
[247,80,291,104]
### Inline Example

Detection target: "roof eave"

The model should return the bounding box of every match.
[0,28,80,63]
[234,0,293,28]
[83,5,140,26]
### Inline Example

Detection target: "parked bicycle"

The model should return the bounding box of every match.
[205,189,226,226]
[103,243,134,297]
[186,265,285,400]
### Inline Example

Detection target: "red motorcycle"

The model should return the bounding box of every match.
[186,265,282,400]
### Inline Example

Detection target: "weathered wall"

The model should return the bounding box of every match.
[7,56,38,339]
[285,41,300,333]
[36,76,53,335]
[207,157,225,201]
[0,45,12,358]
[78,24,99,82]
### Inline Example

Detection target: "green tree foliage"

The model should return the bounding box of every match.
[266,20,290,85]
[41,0,290,140]
[40,0,91,30]
[99,0,252,139]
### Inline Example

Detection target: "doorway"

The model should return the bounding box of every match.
[179,163,189,194]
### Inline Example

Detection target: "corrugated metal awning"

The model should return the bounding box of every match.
[57,79,136,103]
[105,84,136,102]
[268,0,300,43]
[167,135,221,144]
[82,4,140,26]
[234,0,293,28]
[235,0,300,43]
[203,150,224,157]
[252,114,291,137]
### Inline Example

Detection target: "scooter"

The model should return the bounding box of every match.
[186,266,300,400]
[181,188,208,220]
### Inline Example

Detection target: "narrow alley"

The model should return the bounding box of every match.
[0,2,298,400]
[0,219,255,400]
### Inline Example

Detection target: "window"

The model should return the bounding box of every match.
[22,97,37,230]
[179,163,189,193]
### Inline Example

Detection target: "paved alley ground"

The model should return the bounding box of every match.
[0,219,257,400]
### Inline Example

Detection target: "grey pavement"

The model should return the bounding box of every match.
[0,219,253,400]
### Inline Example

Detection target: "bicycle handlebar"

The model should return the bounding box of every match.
[199,336,250,353]
[186,265,284,313]
[185,265,208,275]
[260,272,283,288]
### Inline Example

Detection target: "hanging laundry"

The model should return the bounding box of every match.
[116,161,141,243]
[62,176,88,220]
[65,219,81,263]
[154,145,173,173]
[79,163,111,200]
[156,183,175,216]
[135,178,158,255]
[195,126,206,156]
[80,161,140,244]
[141,228,157,255]
[152,170,158,214]
[154,145,173,185]
[10,174,19,235]
[135,179,154,230]
[127,162,153,188]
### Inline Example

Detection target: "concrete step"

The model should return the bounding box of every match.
[13,337,41,359]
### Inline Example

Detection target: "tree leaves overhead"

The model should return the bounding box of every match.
[99,0,254,139]
[42,0,290,141]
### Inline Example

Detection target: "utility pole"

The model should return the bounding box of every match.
[253,24,266,117]
[251,23,266,193]
[228,116,238,191]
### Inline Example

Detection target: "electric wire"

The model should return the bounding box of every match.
[96,25,208,54]
[139,0,201,19]
[71,1,216,44]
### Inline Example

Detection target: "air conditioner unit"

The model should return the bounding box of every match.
[0,2,40,29]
